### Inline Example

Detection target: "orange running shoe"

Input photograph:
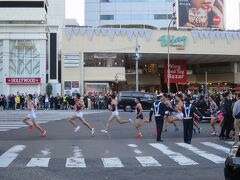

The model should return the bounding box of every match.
[40,130,47,137]
[135,133,143,137]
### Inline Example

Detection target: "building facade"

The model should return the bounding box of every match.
[0,0,65,95]
[85,0,173,28]
[62,27,240,95]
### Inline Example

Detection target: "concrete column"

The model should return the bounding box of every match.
[40,40,47,94]
[234,62,240,84]
[80,52,84,95]
[2,40,10,95]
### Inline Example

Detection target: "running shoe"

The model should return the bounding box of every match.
[135,133,143,137]
[129,119,134,123]
[101,129,108,134]
[28,125,34,133]
[74,126,81,132]
[91,128,95,136]
[211,131,217,136]
[40,130,47,137]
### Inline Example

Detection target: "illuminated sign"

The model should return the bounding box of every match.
[6,78,41,84]
[158,35,188,50]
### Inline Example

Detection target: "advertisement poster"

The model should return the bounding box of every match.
[164,61,187,83]
[178,0,224,29]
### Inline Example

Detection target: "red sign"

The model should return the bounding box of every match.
[164,61,187,83]
[6,78,41,85]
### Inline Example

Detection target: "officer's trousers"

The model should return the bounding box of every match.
[183,118,193,144]
[155,116,164,141]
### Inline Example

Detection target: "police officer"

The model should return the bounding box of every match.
[182,97,202,144]
[149,94,167,142]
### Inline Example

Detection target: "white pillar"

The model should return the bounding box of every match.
[80,52,84,95]
[3,40,10,95]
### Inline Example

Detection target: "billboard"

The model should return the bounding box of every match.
[164,61,187,84]
[178,0,224,29]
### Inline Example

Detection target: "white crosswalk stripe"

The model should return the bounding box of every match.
[201,142,230,153]
[136,156,161,167]
[0,145,26,167]
[149,143,198,165]
[176,143,225,164]
[102,158,124,168]
[26,158,50,167]
[26,148,51,167]
[66,146,86,168]
[0,141,234,168]
[224,141,234,145]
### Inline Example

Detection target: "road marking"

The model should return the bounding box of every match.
[66,146,86,168]
[0,145,26,167]
[26,158,50,167]
[201,142,230,153]
[176,143,225,164]
[224,141,234,145]
[149,143,198,166]
[128,144,138,148]
[102,158,124,168]
[136,156,161,167]
[128,144,143,155]
[66,158,86,168]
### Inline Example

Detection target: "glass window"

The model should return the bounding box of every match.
[100,15,114,20]
[84,53,125,67]
[0,41,3,83]
[154,14,168,20]
[9,40,41,77]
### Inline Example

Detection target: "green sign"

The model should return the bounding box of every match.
[158,35,188,49]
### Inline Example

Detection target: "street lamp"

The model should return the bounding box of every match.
[135,38,141,92]
[167,3,177,94]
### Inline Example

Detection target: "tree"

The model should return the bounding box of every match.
[46,83,53,96]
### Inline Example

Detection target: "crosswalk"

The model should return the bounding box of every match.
[0,110,106,132]
[0,141,232,168]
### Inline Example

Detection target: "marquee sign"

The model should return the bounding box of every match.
[6,78,41,84]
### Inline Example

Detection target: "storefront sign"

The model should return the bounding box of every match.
[158,35,187,50]
[6,78,41,84]
[164,61,187,83]
[15,42,35,49]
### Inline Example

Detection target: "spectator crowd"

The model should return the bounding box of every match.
[0,92,112,110]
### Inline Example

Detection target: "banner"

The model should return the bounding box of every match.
[6,78,41,84]
[164,61,187,83]
[178,0,224,29]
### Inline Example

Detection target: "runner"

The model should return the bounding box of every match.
[167,94,184,132]
[22,94,47,137]
[101,93,132,134]
[69,93,95,136]
[162,93,172,132]
[209,95,219,136]
[133,97,148,137]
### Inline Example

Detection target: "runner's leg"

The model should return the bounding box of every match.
[79,117,92,130]
[69,115,78,127]
[22,116,33,126]
[115,116,131,124]
[32,119,45,132]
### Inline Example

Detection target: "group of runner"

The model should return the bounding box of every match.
[21,92,226,140]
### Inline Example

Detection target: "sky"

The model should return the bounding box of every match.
[66,0,240,30]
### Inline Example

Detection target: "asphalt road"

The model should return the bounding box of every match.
[0,110,232,180]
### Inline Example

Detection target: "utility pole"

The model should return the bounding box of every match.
[135,38,140,92]
[167,2,177,94]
